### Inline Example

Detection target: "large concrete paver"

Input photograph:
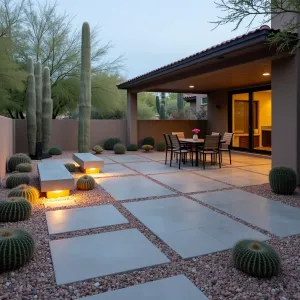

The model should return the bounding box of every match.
[124,197,268,258]
[193,189,300,237]
[46,205,128,234]
[80,275,208,300]
[50,229,170,285]
[96,176,175,201]
[239,164,271,175]
[125,161,183,175]
[150,172,230,193]
[108,155,151,163]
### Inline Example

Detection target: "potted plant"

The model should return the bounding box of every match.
[192,128,200,141]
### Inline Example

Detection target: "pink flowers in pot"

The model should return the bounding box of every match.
[192,129,200,134]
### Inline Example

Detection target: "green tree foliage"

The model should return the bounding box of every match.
[213,0,300,52]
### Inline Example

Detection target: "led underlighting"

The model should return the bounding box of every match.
[189,85,195,88]
[262,73,270,76]
[47,190,70,198]
[81,167,100,174]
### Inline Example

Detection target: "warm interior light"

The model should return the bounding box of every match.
[47,190,70,198]
[189,85,195,88]
[263,73,270,76]
[80,167,100,174]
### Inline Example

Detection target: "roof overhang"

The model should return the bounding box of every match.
[118,27,292,94]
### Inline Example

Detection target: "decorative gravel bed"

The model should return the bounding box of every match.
[243,183,300,208]
[1,151,300,299]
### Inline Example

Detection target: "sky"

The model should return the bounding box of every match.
[42,0,264,80]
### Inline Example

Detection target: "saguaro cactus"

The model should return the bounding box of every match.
[35,61,42,142]
[155,96,160,115]
[177,93,184,111]
[42,67,53,152]
[78,22,91,153]
[26,57,37,156]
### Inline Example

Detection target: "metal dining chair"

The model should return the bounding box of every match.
[198,135,221,169]
[163,133,176,165]
[220,132,234,164]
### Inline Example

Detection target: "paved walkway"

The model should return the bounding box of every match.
[44,151,300,298]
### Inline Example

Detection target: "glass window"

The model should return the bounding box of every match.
[201,97,208,105]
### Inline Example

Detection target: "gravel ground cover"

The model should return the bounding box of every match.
[1,151,300,300]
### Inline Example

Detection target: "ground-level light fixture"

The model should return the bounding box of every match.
[82,167,100,174]
[189,85,195,88]
[263,73,270,76]
[47,190,70,198]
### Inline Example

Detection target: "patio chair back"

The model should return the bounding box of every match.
[211,132,220,136]
[203,135,220,150]
[163,133,172,149]
[169,134,180,149]
[222,132,234,146]
[172,132,185,139]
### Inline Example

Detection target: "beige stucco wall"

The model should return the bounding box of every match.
[207,90,228,134]
[138,120,207,144]
[0,116,15,178]
[15,120,127,152]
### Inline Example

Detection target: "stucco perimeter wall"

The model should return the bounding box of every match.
[15,120,127,152]
[207,90,228,134]
[138,120,207,144]
[0,116,15,178]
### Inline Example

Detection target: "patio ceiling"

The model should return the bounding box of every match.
[118,26,292,94]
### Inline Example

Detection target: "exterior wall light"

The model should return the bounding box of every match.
[263,73,270,76]
[189,85,195,88]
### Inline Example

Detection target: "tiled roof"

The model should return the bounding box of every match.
[183,94,196,99]
[118,25,275,88]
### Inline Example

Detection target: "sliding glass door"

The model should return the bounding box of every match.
[229,86,271,154]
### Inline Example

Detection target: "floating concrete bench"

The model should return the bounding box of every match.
[72,153,104,174]
[38,160,75,198]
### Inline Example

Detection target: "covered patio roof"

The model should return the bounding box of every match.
[118,26,291,94]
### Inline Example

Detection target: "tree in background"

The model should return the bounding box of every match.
[213,0,300,52]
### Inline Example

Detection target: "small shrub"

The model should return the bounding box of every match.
[8,154,31,172]
[48,147,62,155]
[8,185,40,205]
[92,145,103,154]
[64,163,76,172]
[114,143,126,154]
[77,175,96,190]
[0,197,32,222]
[142,145,153,152]
[104,138,121,150]
[0,228,35,272]
[269,166,297,195]
[156,142,166,152]
[16,163,32,173]
[232,239,281,278]
[127,144,138,151]
[6,173,30,189]
[142,136,155,146]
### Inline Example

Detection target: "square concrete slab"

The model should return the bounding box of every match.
[194,168,269,187]
[150,172,230,193]
[124,197,268,258]
[137,152,166,161]
[126,161,183,175]
[73,153,104,169]
[193,189,300,237]
[46,205,128,234]
[80,275,208,300]
[96,176,175,201]
[100,156,116,164]
[239,164,271,175]
[44,199,76,209]
[96,164,137,177]
[50,228,170,285]
[108,155,151,163]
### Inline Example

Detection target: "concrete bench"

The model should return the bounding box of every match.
[72,153,104,174]
[38,160,75,198]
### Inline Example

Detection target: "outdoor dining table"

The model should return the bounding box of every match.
[179,138,225,166]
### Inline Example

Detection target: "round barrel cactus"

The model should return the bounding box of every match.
[16,163,33,173]
[142,145,153,152]
[6,173,30,189]
[127,144,138,151]
[142,136,154,146]
[48,147,62,155]
[64,163,76,172]
[0,197,32,222]
[8,185,39,205]
[104,138,121,150]
[8,154,32,172]
[0,228,35,271]
[269,166,297,195]
[77,175,95,190]
[114,143,126,154]
[232,240,281,278]
[92,145,103,154]
[156,142,166,152]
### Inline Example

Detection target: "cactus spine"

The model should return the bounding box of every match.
[35,61,42,142]
[42,67,53,152]
[78,22,91,153]
[26,57,37,156]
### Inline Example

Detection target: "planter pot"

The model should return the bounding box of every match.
[193,134,198,141]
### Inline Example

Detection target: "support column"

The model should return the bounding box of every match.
[127,91,138,145]
[272,54,300,180]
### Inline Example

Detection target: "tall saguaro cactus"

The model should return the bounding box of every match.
[26,57,37,156]
[42,67,53,152]
[159,92,166,120]
[78,22,91,153]
[155,96,160,115]
[177,93,184,111]
[35,61,42,142]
